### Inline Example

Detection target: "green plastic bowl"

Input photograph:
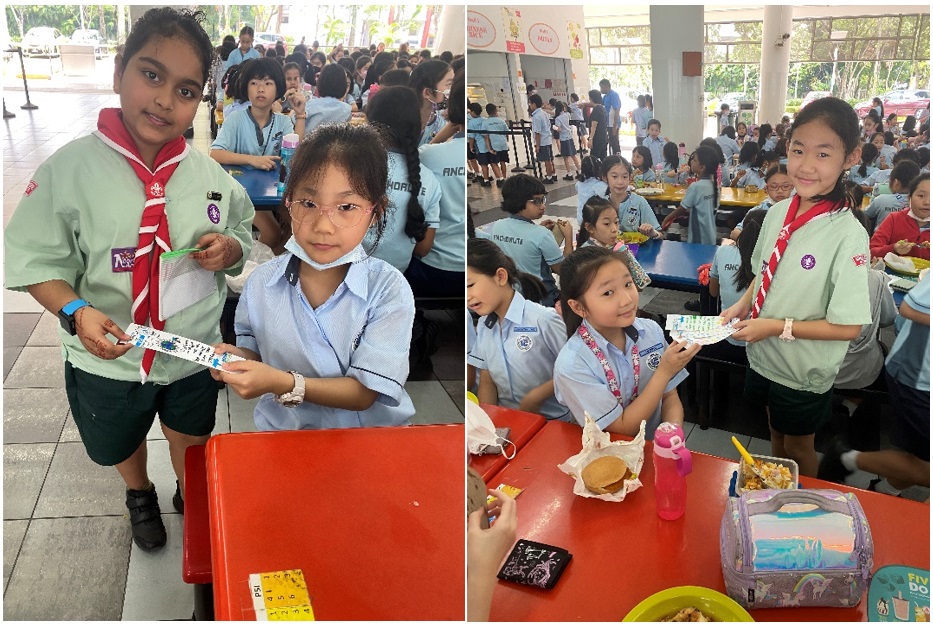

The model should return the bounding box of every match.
[623,586,754,622]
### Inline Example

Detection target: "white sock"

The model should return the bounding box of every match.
[874,478,903,496]
[840,450,860,472]
[841,399,858,416]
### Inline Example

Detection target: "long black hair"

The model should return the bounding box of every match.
[790,97,861,207]
[121,7,213,87]
[693,145,721,208]
[733,209,767,292]
[559,246,640,338]
[577,196,617,248]
[737,141,760,167]
[632,145,653,172]
[366,86,428,241]
[663,141,679,171]
[757,123,773,149]
[468,238,547,304]
[857,143,878,178]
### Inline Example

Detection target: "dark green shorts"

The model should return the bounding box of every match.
[744,368,833,436]
[64,362,218,466]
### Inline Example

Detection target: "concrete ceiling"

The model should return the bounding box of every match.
[583,4,931,27]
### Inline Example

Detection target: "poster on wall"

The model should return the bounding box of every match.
[467,10,497,49]
[528,22,560,56]
[567,21,584,59]
[501,7,526,53]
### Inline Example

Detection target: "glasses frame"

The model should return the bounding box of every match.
[528,196,548,205]
[766,184,794,192]
[284,198,376,229]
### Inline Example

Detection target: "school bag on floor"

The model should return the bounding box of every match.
[720,489,873,609]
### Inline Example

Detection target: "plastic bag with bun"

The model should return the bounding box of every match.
[466,402,515,458]
[557,413,646,501]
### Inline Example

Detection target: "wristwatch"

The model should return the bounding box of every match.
[275,370,305,408]
[780,318,796,343]
[58,299,90,336]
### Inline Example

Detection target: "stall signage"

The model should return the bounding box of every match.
[467,11,496,48]
[528,22,559,55]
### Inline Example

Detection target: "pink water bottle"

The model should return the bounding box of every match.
[653,422,692,520]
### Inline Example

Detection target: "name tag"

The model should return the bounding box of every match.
[112,247,136,272]
[513,326,538,333]
[639,342,664,357]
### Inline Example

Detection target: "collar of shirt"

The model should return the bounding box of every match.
[508,214,534,224]
[583,318,641,357]
[503,289,528,327]
[273,253,370,301]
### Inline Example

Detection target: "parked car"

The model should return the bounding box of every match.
[799,90,831,110]
[854,91,930,120]
[21,26,68,57]
[255,32,287,54]
[70,28,104,59]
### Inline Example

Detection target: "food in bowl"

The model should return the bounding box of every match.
[618,231,649,244]
[660,606,712,622]
[745,184,759,194]
[741,460,793,491]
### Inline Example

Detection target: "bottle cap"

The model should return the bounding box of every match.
[282,133,300,149]
[654,422,692,476]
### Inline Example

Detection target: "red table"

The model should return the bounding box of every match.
[486,420,930,622]
[207,425,465,620]
[468,404,546,483]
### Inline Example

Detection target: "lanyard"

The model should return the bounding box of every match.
[577,323,639,406]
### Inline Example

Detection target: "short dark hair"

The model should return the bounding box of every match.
[485,102,498,115]
[501,174,546,214]
[890,160,921,191]
[316,63,349,98]
[236,56,286,100]
[310,51,327,65]
[467,102,483,115]
[239,25,254,37]
[379,69,410,87]
[528,94,543,108]
[283,61,301,76]
[598,78,610,87]
[408,59,451,95]
[439,51,453,63]
[419,49,431,59]
[468,238,547,305]
[588,90,602,105]
[121,7,213,87]
[647,118,661,130]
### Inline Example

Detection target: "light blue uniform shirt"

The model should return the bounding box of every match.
[420,113,447,147]
[632,107,651,138]
[419,136,467,272]
[467,115,488,153]
[709,244,747,346]
[576,179,609,223]
[633,168,656,184]
[682,178,718,245]
[555,112,573,141]
[224,100,247,117]
[661,163,687,185]
[643,136,665,169]
[865,193,909,232]
[865,168,892,187]
[879,144,897,165]
[484,116,510,152]
[365,151,441,272]
[886,274,930,391]
[847,164,879,186]
[304,96,352,135]
[734,199,774,233]
[489,215,563,306]
[224,47,261,70]
[531,107,550,145]
[467,290,571,421]
[735,168,766,189]
[570,102,585,122]
[763,137,777,152]
[553,318,688,439]
[616,192,660,233]
[211,107,293,156]
[716,135,741,165]
[235,254,416,430]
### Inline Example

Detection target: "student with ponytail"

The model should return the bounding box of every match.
[720,97,871,478]
[467,238,572,421]
[661,145,720,244]
[847,142,879,185]
[364,86,441,272]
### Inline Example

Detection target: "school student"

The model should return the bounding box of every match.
[577,196,621,249]
[212,124,416,430]
[869,172,930,260]
[864,160,921,233]
[554,101,581,180]
[631,145,656,183]
[553,247,700,438]
[642,119,666,168]
[529,94,557,184]
[847,142,879,186]
[721,97,872,478]
[304,63,353,134]
[576,155,608,224]
[662,145,720,245]
[730,165,793,239]
[467,239,571,421]
[484,103,510,187]
[410,59,453,146]
[602,155,662,238]
[224,25,261,70]
[4,7,255,551]
[488,174,573,307]
[467,102,499,187]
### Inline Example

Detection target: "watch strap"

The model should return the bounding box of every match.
[780,317,795,342]
[61,299,90,315]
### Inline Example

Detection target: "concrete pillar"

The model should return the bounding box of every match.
[649,5,704,148]
[758,5,793,125]
[433,4,465,55]
[507,53,529,121]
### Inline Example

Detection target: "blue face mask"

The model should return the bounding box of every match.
[284,236,368,271]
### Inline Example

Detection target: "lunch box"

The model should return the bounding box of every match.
[720,489,873,609]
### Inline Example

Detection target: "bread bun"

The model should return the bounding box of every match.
[581,455,629,494]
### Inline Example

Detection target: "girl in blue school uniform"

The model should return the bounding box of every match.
[467,238,572,421]
[660,141,688,185]
[661,145,720,245]
[553,246,701,437]
[631,146,656,184]
[577,196,620,249]
[732,141,760,184]
[732,149,778,190]
[601,155,663,239]
[848,143,879,186]
[211,56,307,252]
[575,155,608,224]
[212,123,417,431]
[362,86,440,273]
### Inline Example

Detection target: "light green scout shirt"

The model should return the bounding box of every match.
[4,135,255,384]
[747,198,871,394]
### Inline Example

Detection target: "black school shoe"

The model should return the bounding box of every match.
[543,176,556,185]
[496,178,504,188]
[684,299,702,312]
[126,484,167,551]
[173,480,184,514]
[817,437,854,484]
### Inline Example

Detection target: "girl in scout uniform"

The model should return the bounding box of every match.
[211,123,416,431]
[600,156,662,239]
[3,8,255,552]
[553,247,701,438]
[721,97,872,478]
[467,239,572,421]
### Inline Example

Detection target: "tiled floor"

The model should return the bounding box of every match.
[3,89,464,620]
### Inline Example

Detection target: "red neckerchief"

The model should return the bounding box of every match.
[94,108,189,382]
[751,194,842,319]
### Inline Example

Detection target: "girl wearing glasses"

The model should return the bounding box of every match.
[409,59,454,146]
[730,165,793,240]
[211,124,417,430]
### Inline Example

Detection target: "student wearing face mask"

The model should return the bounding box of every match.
[409,60,454,147]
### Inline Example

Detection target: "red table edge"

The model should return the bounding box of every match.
[182,443,212,584]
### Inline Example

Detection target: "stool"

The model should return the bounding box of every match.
[183,444,214,620]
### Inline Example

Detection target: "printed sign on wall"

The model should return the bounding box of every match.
[501,7,526,53]
[567,21,584,59]
[528,22,560,56]
[467,11,496,48]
